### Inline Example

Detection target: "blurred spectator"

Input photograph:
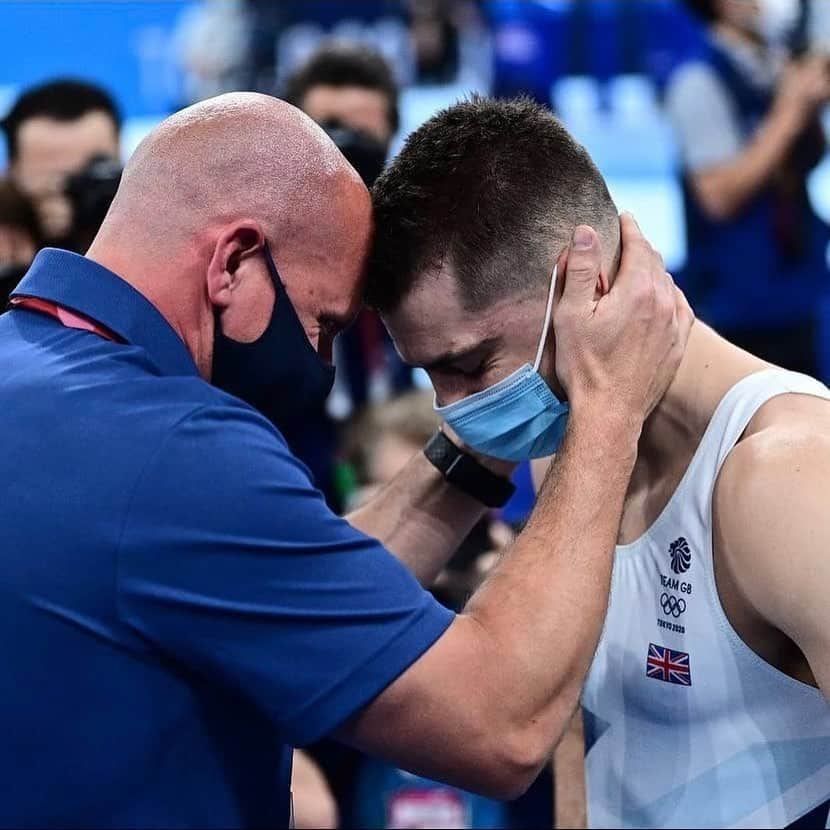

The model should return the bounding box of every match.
[272,2,414,94]
[344,389,513,609]
[667,0,830,375]
[345,389,439,506]
[284,41,400,182]
[174,0,252,104]
[2,79,121,251]
[332,389,512,828]
[408,0,461,84]
[0,178,40,305]
[291,749,339,829]
[279,44,411,512]
[352,761,507,829]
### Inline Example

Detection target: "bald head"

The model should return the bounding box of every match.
[88,93,372,379]
[105,93,365,263]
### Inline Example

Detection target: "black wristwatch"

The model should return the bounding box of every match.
[423,430,516,508]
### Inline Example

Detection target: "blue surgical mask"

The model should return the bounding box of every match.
[435,263,569,462]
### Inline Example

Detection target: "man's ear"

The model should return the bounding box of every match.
[206,221,266,308]
[555,249,569,303]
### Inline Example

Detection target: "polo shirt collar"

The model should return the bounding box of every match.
[13,248,199,378]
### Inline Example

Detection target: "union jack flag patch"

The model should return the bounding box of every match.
[646,642,692,686]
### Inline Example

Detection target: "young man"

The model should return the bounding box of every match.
[369,95,830,828]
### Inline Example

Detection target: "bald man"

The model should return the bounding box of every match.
[0,93,689,827]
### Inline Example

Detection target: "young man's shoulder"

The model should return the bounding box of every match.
[712,390,830,671]
[715,389,830,552]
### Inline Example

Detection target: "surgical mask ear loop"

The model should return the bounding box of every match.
[532,263,559,373]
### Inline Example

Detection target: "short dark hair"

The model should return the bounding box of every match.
[283,43,400,135]
[681,0,719,23]
[367,95,618,313]
[2,79,121,161]
[0,177,41,244]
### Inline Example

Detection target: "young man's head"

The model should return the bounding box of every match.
[368,95,619,409]
[2,79,121,243]
[283,43,400,150]
[682,0,801,43]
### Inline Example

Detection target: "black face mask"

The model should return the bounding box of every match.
[210,244,336,425]
[320,119,388,187]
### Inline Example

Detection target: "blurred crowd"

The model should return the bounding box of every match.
[1,0,828,826]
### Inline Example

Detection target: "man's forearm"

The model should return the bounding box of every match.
[462,409,638,755]
[347,452,488,585]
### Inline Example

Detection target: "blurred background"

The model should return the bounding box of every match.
[1,1,828,827]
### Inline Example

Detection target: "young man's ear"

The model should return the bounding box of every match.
[596,269,610,299]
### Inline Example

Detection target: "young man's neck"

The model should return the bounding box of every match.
[622,322,768,534]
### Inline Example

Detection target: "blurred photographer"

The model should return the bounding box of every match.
[2,79,121,253]
[0,178,40,306]
[283,42,399,187]
[668,0,830,375]
[278,43,407,509]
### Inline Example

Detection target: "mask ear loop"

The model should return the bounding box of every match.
[532,263,559,372]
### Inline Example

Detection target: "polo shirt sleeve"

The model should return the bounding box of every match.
[116,401,454,747]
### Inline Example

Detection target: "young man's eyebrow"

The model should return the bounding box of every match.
[421,338,498,372]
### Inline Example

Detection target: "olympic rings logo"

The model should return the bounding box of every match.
[660,592,686,618]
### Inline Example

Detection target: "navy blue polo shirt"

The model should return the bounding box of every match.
[0,249,454,828]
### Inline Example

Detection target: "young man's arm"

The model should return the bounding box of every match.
[336,218,695,799]
[531,456,588,829]
[714,411,830,697]
[346,449,510,586]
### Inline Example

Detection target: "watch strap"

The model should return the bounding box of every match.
[423,430,516,509]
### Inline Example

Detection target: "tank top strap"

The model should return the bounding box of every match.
[705,368,830,480]
[659,369,830,547]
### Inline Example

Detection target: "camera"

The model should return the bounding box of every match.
[64,154,122,251]
[320,119,388,187]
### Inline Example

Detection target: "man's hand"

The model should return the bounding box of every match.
[554,215,693,429]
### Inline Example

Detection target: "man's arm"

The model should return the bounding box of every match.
[685,56,830,222]
[346,450,504,586]
[340,399,637,799]
[337,217,694,799]
[713,415,830,697]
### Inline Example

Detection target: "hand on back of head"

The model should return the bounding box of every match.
[554,213,694,426]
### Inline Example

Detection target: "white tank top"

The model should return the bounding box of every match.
[582,369,830,829]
